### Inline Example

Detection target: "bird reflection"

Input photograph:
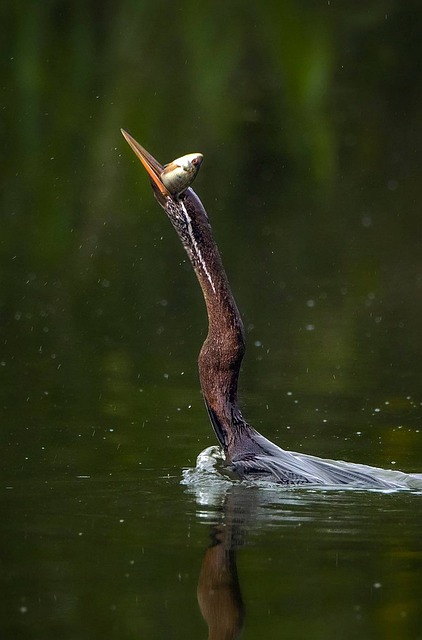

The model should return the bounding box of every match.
[196,488,263,640]
[198,524,244,640]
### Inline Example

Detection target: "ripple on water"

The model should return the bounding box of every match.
[181,446,422,527]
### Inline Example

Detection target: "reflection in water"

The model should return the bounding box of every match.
[197,490,252,640]
[195,484,303,640]
[196,486,294,640]
[191,456,422,640]
[198,521,244,640]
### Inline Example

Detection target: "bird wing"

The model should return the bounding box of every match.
[229,430,398,487]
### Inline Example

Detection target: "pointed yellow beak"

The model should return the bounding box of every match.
[121,129,171,198]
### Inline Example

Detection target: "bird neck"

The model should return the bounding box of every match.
[164,190,246,451]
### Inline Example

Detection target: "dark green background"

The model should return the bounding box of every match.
[1,2,422,638]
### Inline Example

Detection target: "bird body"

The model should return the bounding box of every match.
[121,128,422,490]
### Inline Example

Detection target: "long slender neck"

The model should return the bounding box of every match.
[163,190,246,452]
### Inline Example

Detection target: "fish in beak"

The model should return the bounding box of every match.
[121,129,203,198]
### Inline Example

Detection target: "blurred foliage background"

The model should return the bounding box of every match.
[1,0,422,476]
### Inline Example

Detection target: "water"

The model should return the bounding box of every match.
[2,2,422,638]
[3,468,421,638]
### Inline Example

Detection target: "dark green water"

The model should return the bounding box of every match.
[2,2,422,638]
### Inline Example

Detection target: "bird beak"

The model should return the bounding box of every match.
[120,129,172,199]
